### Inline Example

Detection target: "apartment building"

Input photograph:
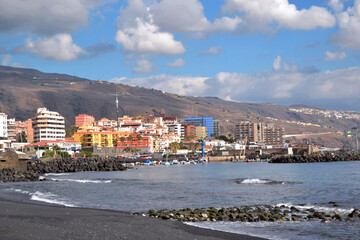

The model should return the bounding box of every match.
[7,118,16,142]
[235,121,284,145]
[32,108,65,143]
[195,126,207,139]
[75,114,95,127]
[185,116,213,138]
[213,120,220,137]
[0,113,8,138]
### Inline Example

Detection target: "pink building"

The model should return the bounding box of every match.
[75,114,95,127]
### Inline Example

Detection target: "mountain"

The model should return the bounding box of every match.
[1,65,359,148]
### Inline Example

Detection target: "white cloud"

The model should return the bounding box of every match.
[329,0,360,50]
[328,0,344,12]
[273,56,282,70]
[111,65,360,110]
[0,0,108,35]
[133,59,155,74]
[25,34,85,61]
[199,46,223,56]
[221,0,336,32]
[151,0,240,33]
[324,51,347,61]
[111,74,208,96]
[167,58,186,68]
[115,18,185,55]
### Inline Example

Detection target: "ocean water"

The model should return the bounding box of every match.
[1,162,360,240]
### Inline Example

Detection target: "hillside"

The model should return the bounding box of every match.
[0,65,359,148]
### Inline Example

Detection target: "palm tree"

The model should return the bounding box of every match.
[128,135,133,141]
[169,142,180,154]
[136,134,143,141]
[120,136,126,142]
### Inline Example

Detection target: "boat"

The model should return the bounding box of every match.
[164,161,171,166]
[172,159,179,165]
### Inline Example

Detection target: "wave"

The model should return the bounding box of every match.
[50,178,112,184]
[275,203,353,214]
[30,191,77,207]
[6,188,76,207]
[235,178,296,185]
[44,173,71,176]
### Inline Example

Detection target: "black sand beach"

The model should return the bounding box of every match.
[0,199,266,240]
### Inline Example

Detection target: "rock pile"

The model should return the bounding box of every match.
[139,205,360,223]
[0,157,127,182]
[270,152,360,163]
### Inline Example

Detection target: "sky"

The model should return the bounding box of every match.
[1,0,360,111]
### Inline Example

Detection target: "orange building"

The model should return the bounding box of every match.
[25,118,33,143]
[116,134,152,151]
[183,123,196,138]
[75,114,95,127]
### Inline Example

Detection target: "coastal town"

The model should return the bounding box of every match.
[1,107,328,163]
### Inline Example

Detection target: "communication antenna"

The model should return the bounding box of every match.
[116,88,119,123]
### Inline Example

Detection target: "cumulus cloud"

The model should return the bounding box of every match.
[0,0,108,35]
[115,18,185,55]
[329,0,360,50]
[111,65,360,110]
[25,34,85,61]
[133,59,155,74]
[0,55,30,68]
[112,74,208,96]
[1,55,12,66]
[273,56,282,70]
[85,42,116,58]
[166,58,186,68]
[324,51,347,61]
[199,46,223,56]
[328,0,344,12]
[151,0,241,33]
[221,0,336,32]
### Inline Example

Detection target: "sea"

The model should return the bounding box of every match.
[0,162,359,240]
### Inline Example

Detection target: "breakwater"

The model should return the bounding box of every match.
[0,158,127,182]
[139,205,360,223]
[269,152,360,163]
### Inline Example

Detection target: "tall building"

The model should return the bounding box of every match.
[213,120,220,138]
[75,114,95,127]
[185,116,213,138]
[32,108,65,143]
[235,121,284,145]
[183,123,196,138]
[25,118,34,143]
[7,118,16,142]
[195,126,207,139]
[0,113,8,138]
[235,121,264,142]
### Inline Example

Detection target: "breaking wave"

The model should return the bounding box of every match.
[235,178,297,185]
[49,178,112,184]
[275,203,353,214]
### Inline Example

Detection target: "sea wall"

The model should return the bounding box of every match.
[0,157,127,182]
[269,152,360,163]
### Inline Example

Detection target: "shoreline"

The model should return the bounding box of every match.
[0,198,266,240]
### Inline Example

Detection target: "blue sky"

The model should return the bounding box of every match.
[1,0,360,111]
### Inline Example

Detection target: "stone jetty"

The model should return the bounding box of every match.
[270,151,360,163]
[0,157,127,182]
[138,205,360,223]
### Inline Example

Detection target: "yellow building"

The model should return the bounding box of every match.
[195,126,207,139]
[74,131,129,148]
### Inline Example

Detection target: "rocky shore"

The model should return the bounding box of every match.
[139,204,360,224]
[0,157,127,182]
[270,151,360,163]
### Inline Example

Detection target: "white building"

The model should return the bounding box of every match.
[0,113,8,138]
[7,118,16,142]
[32,108,65,143]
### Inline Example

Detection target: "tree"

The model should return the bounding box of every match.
[113,138,118,147]
[124,146,136,153]
[188,142,199,153]
[169,142,180,153]
[120,136,126,142]
[136,134,143,141]
[128,135,133,141]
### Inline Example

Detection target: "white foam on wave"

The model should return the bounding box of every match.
[185,221,281,240]
[275,203,353,214]
[6,188,31,195]
[44,173,71,176]
[30,191,76,207]
[241,178,270,184]
[50,178,112,184]
[6,188,76,207]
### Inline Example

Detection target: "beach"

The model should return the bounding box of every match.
[0,199,265,240]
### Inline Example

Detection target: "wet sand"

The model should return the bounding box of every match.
[0,199,266,240]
